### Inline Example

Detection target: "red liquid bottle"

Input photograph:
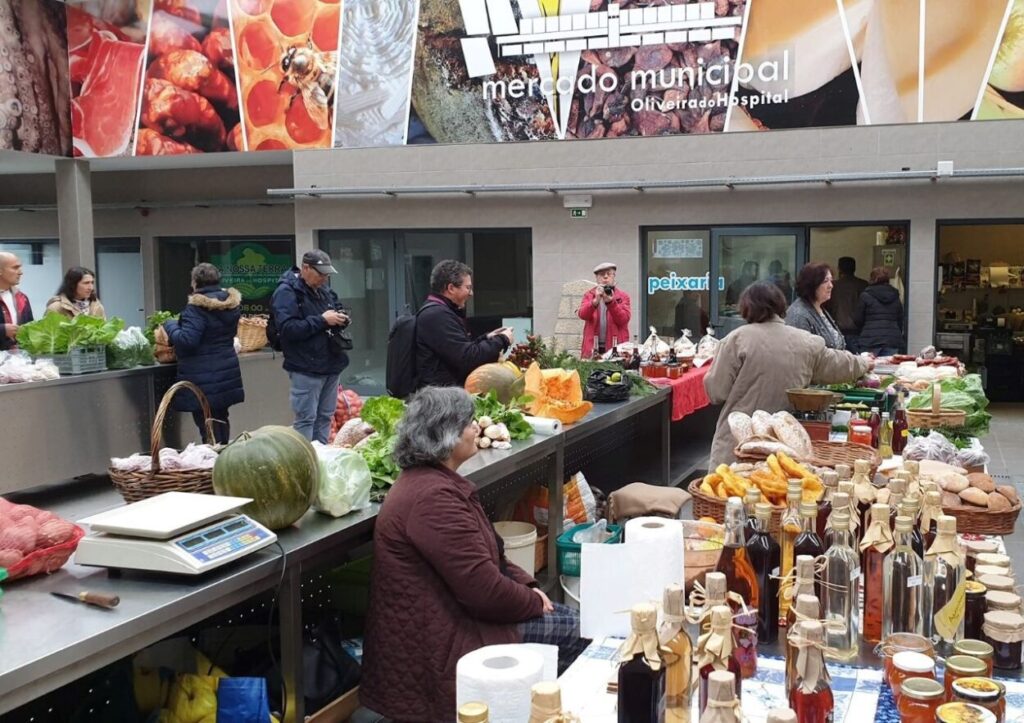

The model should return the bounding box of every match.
[892,392,909,455]
[697,605,743,716]
[789,621,834,723]
[714,497,759,679]
[861,503,895,643]
[868,406,882,449]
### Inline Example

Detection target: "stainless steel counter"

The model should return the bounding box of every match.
[0,351,292,495]
[0,390,671,721]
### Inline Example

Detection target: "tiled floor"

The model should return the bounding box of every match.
[984,403,1024,478]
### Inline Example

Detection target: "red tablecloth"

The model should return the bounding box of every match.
[649,363,712,422]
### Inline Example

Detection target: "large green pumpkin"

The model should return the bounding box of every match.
[464,362,525,404]
[213,425,318,530]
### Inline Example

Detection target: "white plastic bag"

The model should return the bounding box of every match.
[640,325,670,360]
[673,329,696,357]
[311,443,372,517]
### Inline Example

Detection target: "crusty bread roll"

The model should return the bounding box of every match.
[997,485,1019,506]
[939,472,970,493]
[988,492,1012,512]
[942,491,963,508]
[959,487,990,507]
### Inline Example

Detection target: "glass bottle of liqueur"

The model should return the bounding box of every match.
[528,682,563,723]
[618,602,667,723]
[699,572,728,637]
[836,481,861,545]
[901,494,926,560]
[860,503,895,643]
[778,482,803,626]
[788,621,834,723]
[696,605,742,716]
[785,593,821,696]
[660,584,693,723]
[746,502,780,645]
[887,477,907,526]
[714,497,759,679]
[923,515,967,649]
[883,515,925,638]
[868,406,882,448]
[743,488,761,543]
[878,411,894,459]
[822,511,860,662]
[834,463,852,483]
[794,502,825,598]
[815,471,839,540]
[851,460,877,536]
[700,670,741,723]
[824,491,851,549]
[920,490,943,551]
[786,556,818,629]
[892,391,909,455]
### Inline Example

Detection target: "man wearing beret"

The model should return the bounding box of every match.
[577,262,631,358]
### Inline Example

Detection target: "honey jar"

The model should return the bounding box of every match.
[943,656,987,701]
[879,633,935,687]
[897,677,944,722]
[936,701,997,723]
[953,640,996,677]
[951,677,1006,721]
[889,650,935,704]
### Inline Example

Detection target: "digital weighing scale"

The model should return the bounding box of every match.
[75,492,278,575]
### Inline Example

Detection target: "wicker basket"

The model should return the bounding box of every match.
[787,388,843,414]
[687,479,784,537]
[4,524,86,581]
[942,502,1022,536]
[735,439,882,476]
[906,384,967,430]
[237,315,269,353]
[108,381,217,503]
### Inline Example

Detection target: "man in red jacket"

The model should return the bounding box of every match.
[0,252,33,352]
[578,261,631,358]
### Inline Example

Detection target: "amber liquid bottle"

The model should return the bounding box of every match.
[861,503,894,643]
[778,483,803,626]
[743,488,761,543]
[618,603,666,723]
[794,501,825,600]
[714,497,759,679]
[660,584,693,723]
[788,621,834,723]
[746,502,780,645]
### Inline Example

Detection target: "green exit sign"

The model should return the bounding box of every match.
[570,208,588,218]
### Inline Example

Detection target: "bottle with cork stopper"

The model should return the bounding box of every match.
[788,620,834,722]
[618,602,667,722]
[458,702,489,723]
[698,670,740,723]
[816,470,839,539]
[660,583,693,722]
[861,502,895,643]
[695,605,742,715]
[786,593,821,695]
[923,514,967,648]
[786,555,818,629]
[528,682,563,723]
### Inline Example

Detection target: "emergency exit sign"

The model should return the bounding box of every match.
[570,208,588,218]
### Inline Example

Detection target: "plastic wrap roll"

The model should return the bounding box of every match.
[456,644,545,723]
[523,415,563,436]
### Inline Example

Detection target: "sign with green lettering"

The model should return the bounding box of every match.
[209,242,292,314]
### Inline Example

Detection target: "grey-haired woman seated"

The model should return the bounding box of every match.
[360,386,588,722]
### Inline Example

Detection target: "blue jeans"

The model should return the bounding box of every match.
[288,371,340,443]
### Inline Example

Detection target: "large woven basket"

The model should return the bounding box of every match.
[942,502,1021,536]
[907,385,967,430]
[237,315,269,353]
[735,439,882,477]
[108,381,217,503]
[687,479,783,537]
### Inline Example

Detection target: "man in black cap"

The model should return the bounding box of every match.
[271,249,351,443]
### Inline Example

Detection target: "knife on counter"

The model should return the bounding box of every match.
[51,591,120,609]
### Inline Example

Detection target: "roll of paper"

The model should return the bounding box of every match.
[523,415,563,436]
[456,644,546,723]
[623,516,685,614]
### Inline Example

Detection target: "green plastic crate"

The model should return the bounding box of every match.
[556,523,622,576]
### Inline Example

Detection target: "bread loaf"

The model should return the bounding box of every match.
[752,411,775,439]
[988,492,1012,512]
[959,487,990,507]
[728,412,754,445]
[967,473,996,493]
[942,491,963,508]
[771,411,814,459]
[997,485,1019,505]
[938,472,970,493]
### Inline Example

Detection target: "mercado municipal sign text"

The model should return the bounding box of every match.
[648,273,727,294]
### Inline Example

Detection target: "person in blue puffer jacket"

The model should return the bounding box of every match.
[163,263,244,444]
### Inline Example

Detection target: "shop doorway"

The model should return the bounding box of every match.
[320,229,532,394]
[96,238,144,328]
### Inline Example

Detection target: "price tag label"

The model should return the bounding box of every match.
[907,574,923,588]
[935,580,968,642]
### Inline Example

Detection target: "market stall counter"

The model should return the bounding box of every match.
[0,391,671,722]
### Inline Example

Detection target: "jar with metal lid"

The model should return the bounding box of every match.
[984,591,1021,613]
[975,553,1011,571]
[951,677,1005,721]
[878,633,936,687]
[890,650,936,704]
[963,540,1000,574]
[965,582,988,640]
[898,677,944,722]
[943,655,988,701]
[982,611,1024,671]
[935,701,997,723]
[953,640,995,677]
[977,574,1015,594]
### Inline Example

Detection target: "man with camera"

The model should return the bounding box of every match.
[271,250,351,443]
[578,261,631,358]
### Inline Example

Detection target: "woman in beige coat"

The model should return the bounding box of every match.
[704,281,871,466]
[46,267,105,319]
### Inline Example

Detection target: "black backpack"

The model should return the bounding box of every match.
[386,302,436,398]
[266,301,283,351]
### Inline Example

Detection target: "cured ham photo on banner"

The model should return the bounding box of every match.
[136,0,245,154]
[229,0,340,150]
[1,0,71,156]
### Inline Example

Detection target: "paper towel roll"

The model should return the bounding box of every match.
[523,415,563,436]
[456,644,545,723]
[624,516,684,545]
[623,517,685,609]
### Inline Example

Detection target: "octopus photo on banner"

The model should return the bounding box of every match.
[1,0,71,156]
[229,0,340,150]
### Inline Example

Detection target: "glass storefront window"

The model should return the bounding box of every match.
[644,229,711,339]
[0,241,62,315]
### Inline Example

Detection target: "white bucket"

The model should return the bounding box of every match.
[494,521,537,578]
[560,575,580,610]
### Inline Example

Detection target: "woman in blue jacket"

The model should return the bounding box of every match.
[163,263,244,444]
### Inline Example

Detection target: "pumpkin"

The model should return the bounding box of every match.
[464,362,526,403]
[523,362,593,424]
[212,425,318,530]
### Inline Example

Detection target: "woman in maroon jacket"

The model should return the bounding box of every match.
[360,387,587,721]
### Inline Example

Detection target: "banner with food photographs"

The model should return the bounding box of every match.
[5,0,1024,157]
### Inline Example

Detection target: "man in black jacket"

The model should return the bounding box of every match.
[271,250,350,443]
[414,260,513,390]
